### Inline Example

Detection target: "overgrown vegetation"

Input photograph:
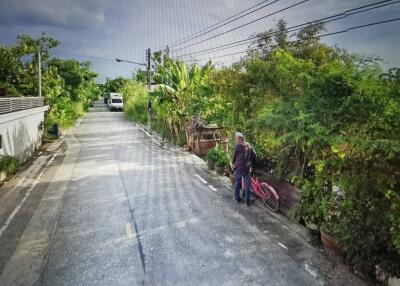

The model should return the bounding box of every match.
[0,156,19,175]
[151,53,213,141]
[119,81,149,124]
[205,146,230,169]
[0,34,100,128]
[121,20,400,280]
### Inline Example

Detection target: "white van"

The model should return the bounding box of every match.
[105,93,124,111]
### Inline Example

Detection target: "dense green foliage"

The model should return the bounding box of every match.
[205,146,230,168]
[0,156,19,175]
[120,20,400,280]
[151,56,213,142]
[0,34,100,128]
[45,59,99,127]
[104,76,129,93]
[0,34,59,97]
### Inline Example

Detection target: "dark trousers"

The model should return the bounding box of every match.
[234,170,250,203]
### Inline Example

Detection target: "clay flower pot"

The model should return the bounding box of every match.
[321,232,343,256]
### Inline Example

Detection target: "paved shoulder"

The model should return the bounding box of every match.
[0,134,80,286]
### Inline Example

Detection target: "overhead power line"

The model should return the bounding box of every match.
[52,53,115,63]
[175,0,399,59]
[169,0,280,48]
[186,16,400,63]
[168,0,274,47]
[171,0,311,53]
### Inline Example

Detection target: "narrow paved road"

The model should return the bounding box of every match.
[1,106,326,285]
[42,108,318,286]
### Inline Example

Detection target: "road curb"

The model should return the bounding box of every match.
[0,132,81,286]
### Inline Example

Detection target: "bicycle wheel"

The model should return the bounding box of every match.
[260,183,280,212]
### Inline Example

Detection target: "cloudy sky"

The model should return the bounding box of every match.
[0,0,399,82]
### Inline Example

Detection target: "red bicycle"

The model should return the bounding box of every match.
[244,172,280,212]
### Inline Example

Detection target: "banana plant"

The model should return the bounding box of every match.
[153,56,211,137]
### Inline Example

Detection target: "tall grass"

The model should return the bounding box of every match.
[120,81,148,124]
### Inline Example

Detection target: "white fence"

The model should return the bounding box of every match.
[0,97,44,115]
[0,104,48,162]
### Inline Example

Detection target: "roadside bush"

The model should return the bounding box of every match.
[46,97,86,127]
[120,81,148,125]
[206,146,229,168]
[176,130,187,147]
[0,156,19,175]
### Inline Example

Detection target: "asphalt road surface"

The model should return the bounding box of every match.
[0,104,336,286]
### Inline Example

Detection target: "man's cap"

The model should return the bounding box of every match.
[235,132,244,139]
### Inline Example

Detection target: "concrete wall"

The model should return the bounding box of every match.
[0,106,48,162]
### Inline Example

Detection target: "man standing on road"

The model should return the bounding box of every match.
[232,132,253,206]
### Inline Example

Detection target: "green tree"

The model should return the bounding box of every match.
[135,70,148,84]
[0,33,59,96]
[104,76,128,92]
[49,59,98,102]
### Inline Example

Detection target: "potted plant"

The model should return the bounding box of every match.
[320,186,345,256]
[297,180,343,256]
[205,148,218,170]
[320,218,343,256]
[215,155,229,175]
[206,146,229,174]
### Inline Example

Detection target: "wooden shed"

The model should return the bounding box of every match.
[186,117,227,156]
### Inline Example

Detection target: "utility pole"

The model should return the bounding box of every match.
[165,45,170,57]
[38,46,42,97]
[146,48,152,130]
[114,55,151,126]
[146,48,151,91]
